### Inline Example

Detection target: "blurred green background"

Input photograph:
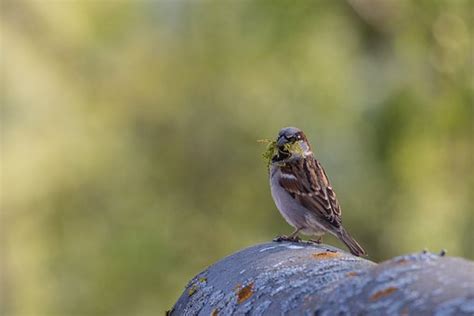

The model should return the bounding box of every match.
[1,0,472,315]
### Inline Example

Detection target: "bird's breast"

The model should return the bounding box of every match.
[270,166,303,227]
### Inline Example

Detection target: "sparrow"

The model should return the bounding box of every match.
[268,127,366,256]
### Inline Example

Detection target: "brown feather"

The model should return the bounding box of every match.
[279,156,342,229]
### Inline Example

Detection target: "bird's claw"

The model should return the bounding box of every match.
[273,235,301,243]
[309,238,323,244]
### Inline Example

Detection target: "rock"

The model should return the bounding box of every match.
[170,241,474,315]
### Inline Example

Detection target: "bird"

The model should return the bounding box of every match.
[268,126,366,256]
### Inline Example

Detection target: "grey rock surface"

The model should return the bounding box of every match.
[171,242,474,315]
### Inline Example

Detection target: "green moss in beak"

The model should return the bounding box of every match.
[258,139,304,170]
[257,139,277,170]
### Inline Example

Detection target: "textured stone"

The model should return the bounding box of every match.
[170,242,474,315]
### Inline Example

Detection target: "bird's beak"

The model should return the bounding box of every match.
[276,136,286,148]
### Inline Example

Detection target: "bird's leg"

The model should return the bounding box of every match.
[273,228,302,242]
[288,228,301,240]
[310,235,323,244]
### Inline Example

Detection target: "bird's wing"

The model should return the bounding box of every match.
[278,157,342,228]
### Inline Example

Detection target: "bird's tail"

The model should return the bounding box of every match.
[337,228,366,257]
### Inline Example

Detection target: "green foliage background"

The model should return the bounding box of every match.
[1,1,472,315]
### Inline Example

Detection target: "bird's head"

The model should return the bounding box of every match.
[272,127,312,162]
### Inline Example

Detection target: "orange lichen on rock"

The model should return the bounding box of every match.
[395,258,409,265]
[370,286,398,301]
[236,282,254,304]
[312,252,340,260]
